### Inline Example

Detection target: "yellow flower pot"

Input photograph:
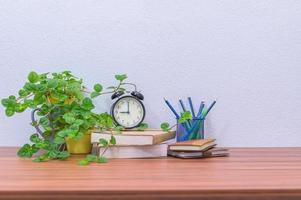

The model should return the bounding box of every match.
[65,131,92,154]
[48,95,74,105]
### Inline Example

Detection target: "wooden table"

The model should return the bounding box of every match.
[0,147,301,200]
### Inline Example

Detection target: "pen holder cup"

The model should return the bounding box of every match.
[176,118,205,142]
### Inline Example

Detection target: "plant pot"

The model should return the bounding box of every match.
[48,96,74,105]
[65,131,92,154]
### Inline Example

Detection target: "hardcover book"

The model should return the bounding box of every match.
[91,129,176,146]
[168,139,216,152]
[97,143,169,158]
[168,148,229,159]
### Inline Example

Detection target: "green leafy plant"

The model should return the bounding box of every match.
[137,122,149,131]
[1,71,131,163]
[79,135,116,166]
[160,111,192,132]
[160,122,170,132]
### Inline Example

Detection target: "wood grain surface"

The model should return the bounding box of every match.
[0,147,301,200]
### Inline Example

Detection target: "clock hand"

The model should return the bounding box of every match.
[127,101,130,114]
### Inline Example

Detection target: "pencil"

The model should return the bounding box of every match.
[188,97,195,118]
[202,100,216,118]
[164,98,180,119]
[196,101,205,119]
[179,99,187,112]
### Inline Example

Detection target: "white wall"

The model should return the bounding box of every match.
[0,0,301,147]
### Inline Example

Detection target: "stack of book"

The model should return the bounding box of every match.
[167,139,229,159]
[91,129,176,158]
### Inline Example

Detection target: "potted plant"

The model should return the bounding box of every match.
[1,71,127,163]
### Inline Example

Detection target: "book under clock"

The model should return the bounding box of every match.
[91,129,176,158]
[91,129,176,146]
[94,142,174,158]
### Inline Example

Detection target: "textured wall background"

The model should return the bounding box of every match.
[0,0,301,146]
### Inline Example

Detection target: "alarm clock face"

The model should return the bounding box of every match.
[111,96,145,129]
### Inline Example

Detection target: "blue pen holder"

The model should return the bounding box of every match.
[176,118,205,142]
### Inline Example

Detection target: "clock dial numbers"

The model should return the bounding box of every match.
[113,97,145,128]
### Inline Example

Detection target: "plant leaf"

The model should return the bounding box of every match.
[97,156,108,163]
[115,74,127,82]
[114,126,123,133]
[47,79,59,88]
[28,71,39,83]
[137,123,148,131]
[17,144,38,158]
[57,151,70,160]
[99,138,108,147]
[57,129,72,137]
[86,154,98,162]
[1,98,9,107]
[63,113,76,124]
[24,82,37,92]
[160,122,170,132]
[53,136,65,144]
[33,153,48,162]
[110,135,116,145]
[81,97,95,111]
[179,111,192,123]
[93,84,103,93]
[18,89,29,97]
[5,108,14,117]
[78,159,89,166]
[30,134,41,143]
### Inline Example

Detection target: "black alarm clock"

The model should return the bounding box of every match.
[111,90,145,129]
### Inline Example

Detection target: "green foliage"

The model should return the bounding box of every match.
[81,97,95,111]
[179,111,192,123]
[63,113,76,124]
[137,123,148,131]
[115,74,127,82]
[85,154,98,162]
[2,71,128,164]
[161,111,192,132]
[109,135,116,145]
[160,122,170,132]
[93,84,103,93]
[17,143,39,158]
[47,79,58,88]
[33,153,48,162]
[78,159,89,166]
[28,71,39,83]
[54,136,65,144]
[99,138,108,147]
[90,83,103,99]
[114,126,124,133]
[79,135,115,166]
[97,156,108,163]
